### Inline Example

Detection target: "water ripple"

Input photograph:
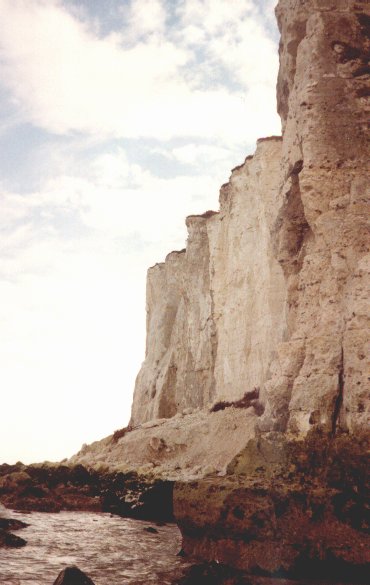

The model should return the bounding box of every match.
[0,506,187,585]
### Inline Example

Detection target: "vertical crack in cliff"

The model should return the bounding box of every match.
[273,161,311,278]
[332,346,344,436]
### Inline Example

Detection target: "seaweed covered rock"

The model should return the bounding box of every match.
[174,433,370,582]
[0,515,28,548]
[0,528,27,548]
[0,463,174,522]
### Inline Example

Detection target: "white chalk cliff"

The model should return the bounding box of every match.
[71,0,369,478]
[130,137,287,425]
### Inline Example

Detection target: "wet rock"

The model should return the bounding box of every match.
[0,517,29,531]
[0,463,174,523]
[144,526,158,534]
[0,514,28,548]
[177,562,247,585]
[0,528,27,548]
[53,566,96,585]
[174,433,370,582]
[0,463,101,513]
[100,471,174,522]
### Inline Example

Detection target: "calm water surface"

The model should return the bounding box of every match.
[0,505,188,585]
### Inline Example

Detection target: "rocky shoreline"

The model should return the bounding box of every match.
[0,462,173,522]
[1,432,369,583]
[175,432,370,583]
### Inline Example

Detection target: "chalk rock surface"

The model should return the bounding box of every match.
[130,136,286,425]
[261,0,370,436]
[70,408,258,479]
[72,0,369,483]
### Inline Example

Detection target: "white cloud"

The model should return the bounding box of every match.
[178,0,254,34]
[121,0,167,39]
[166,143,233,165]
[0,0,189,136]
[0,0,280,142]
[0,145,229,462]
[31,155,222,240]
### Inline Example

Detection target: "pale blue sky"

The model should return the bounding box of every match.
[0,0,280,464]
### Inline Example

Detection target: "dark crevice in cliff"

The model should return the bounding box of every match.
[273,161,311,278]
[158,365,178,419]
[210,388,262,414]
[332,346,345,436]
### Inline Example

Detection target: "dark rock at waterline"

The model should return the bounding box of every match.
[53,566,96,585]
[174,433,370,583]
[0,463,174,522]
[0,464,102,513]
[0,517,29,531]
[0,527,27,548]
[144,525,158,534]
[176,562,248,585]
[100,472,174,522]
[0,515,28,548]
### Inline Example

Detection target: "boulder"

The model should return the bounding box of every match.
[53,566,96,585]
[0,527,27,548]
[0,517,29,531]
[174,433,370,582]
[0,515,28,548]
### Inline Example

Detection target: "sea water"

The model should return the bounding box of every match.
[0,506,187,584]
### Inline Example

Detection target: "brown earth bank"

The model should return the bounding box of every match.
[174,432,370,584]
[0,462,173,522]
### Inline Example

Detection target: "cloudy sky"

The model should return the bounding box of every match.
[0,0,280,464]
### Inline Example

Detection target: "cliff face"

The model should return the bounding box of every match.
[131,138,287,426]
[71,0,369,486]
[174,0,370,578]
[262,0,370,436]
[131,0,369,437]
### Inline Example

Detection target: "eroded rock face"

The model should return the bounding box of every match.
[131,137,287,426]
[131,240,216,424]
[131,0,369,438]
[174,432,370,581]
[70,408,258,480]
[260,0,370,436]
